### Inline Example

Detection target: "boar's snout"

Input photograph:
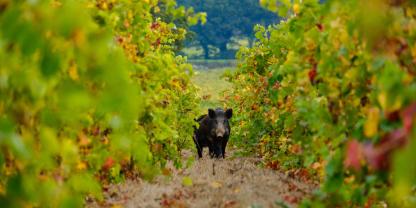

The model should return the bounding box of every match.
[216,121,227,138]
[216,129,226,139]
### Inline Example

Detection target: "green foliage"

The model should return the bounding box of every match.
[227,0,416,206]
[152,0,207,52]
[178,0,278,59]
[0,0,201,206]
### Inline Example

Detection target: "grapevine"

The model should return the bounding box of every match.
[227,0,416,206]
[0,0,203,206]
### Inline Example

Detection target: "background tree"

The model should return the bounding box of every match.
[178,0,278,59]
[152,0,206,53]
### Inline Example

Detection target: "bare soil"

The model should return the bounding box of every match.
[88,150,317,208]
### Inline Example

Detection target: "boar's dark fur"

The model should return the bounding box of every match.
[193,108,233,158]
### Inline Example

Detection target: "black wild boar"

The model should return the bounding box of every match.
[193,108,233,158]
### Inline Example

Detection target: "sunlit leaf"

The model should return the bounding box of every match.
[364,108,380,138]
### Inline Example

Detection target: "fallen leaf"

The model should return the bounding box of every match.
[283,194,299,204]
[210,181,222,188]
[162,168,171,176]
[182,176,193,187]
[224,200,237,207]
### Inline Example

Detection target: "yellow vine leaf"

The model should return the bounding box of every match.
[293,3,300,14]
[76,161,87,171]
[68,63,79,81]
[378,92,387,110]
[364,108,380,138]
[378,92,402,112]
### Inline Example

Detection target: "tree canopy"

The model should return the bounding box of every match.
[177,0,278,59]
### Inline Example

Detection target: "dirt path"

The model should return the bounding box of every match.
[89,151,317,208]
[87,68,317,208]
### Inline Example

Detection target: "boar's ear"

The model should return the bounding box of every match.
[225,108,233,119]
[208,109,216,119]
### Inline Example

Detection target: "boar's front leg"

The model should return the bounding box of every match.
[209,142,223,158]
[221,139,228,158]
[193,134,203,158]
[197,148,203,158]
[208,143,215,158]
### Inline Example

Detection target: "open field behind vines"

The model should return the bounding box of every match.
[192,66,234,111]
